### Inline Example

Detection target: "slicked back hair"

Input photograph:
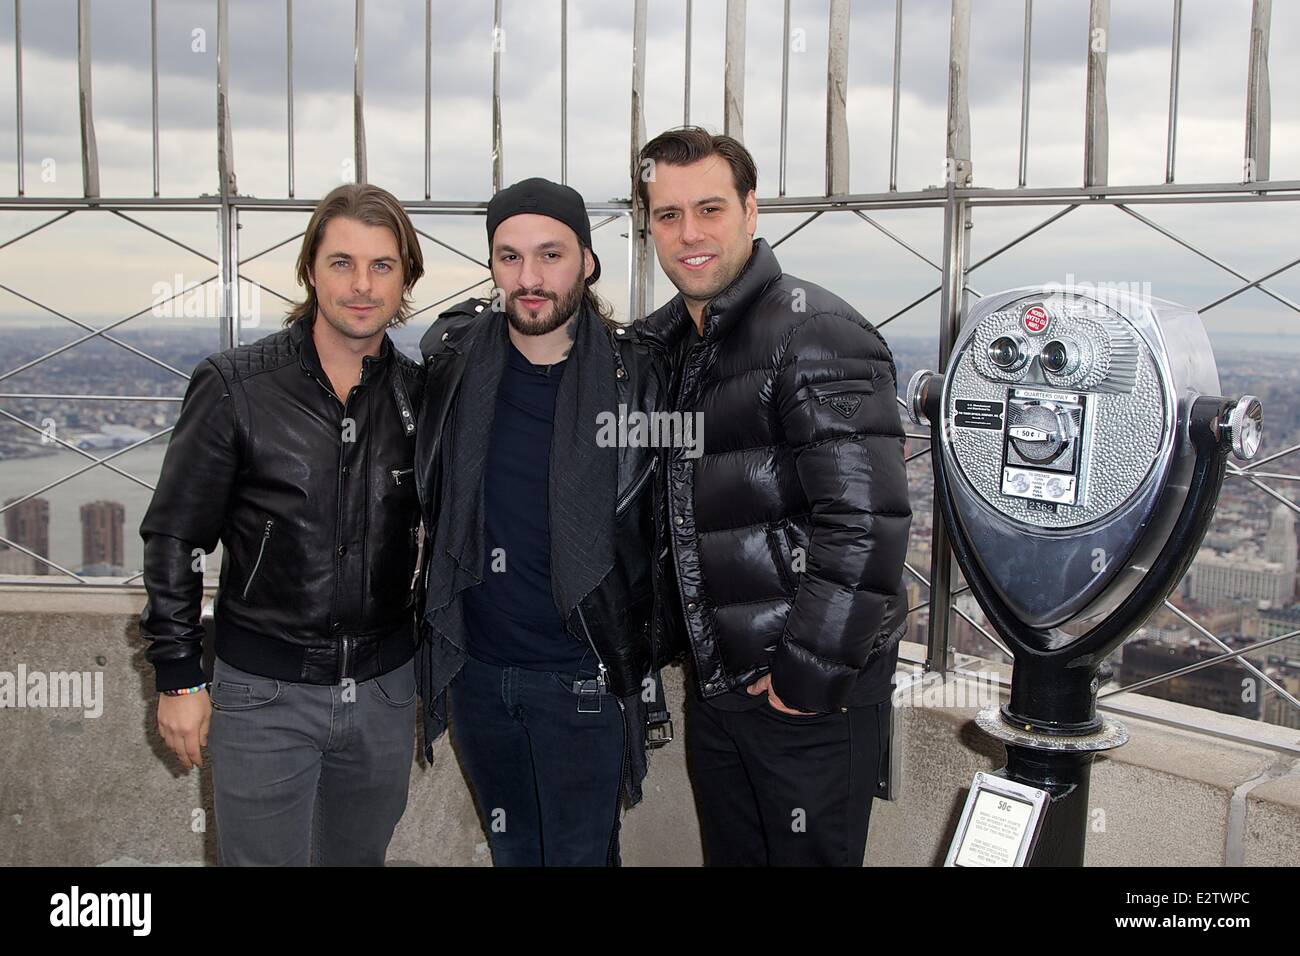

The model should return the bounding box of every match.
[636,126,758,211]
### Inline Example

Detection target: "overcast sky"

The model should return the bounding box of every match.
[0,0,1297,365]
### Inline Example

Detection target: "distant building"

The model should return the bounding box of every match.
[80,500,125,575]
[1120,636,1260,719]
[1,496,50,575]
[1241,603,1300,664]
[1185,506,1297,607]
[1261,667,1300,731]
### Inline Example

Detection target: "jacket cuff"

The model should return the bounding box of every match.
[154,656,206,694]
[769,639,857,713]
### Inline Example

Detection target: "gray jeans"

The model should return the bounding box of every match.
[208,655,417,866]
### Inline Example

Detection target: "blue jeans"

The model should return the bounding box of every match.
[449,654,626,866]
[207,656,417,866]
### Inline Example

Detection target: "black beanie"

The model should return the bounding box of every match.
[486,177,602,283]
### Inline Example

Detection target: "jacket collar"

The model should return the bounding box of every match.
[292,314,393,384]
[637,238,781,347]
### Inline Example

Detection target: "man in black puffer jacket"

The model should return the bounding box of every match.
[636,127,912,866]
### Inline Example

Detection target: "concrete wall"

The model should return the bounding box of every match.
[1,586,1297,866]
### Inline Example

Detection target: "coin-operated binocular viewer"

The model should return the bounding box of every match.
[907,287,1262,866]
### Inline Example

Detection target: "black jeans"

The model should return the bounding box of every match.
[449,654,626,866]
[685,693,887,866]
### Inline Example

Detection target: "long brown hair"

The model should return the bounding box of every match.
[284,183,425,328]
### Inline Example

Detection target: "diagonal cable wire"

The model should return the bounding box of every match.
[413,226,490,270]
[1117,205,1300,315]
[408,275,496,321]
[1158,599,1300,712]
[0,408,155,491]
[1199,255,1300,315]
[0,426,173,518]
[0,277,216,383]
[0,211,75,252]
[853,209,942,270]
[1101,626,1300,700]
[902,559,1014,660]
[110,210,218,265]
[770,211,823,249]
[0,532,88,583]
[239,231,306,267]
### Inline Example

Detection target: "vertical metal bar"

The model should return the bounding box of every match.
[76,0,100,198]
[630,0,650,323]
[1018,0,1032,188]
[230,208,242,346]
[1084,0,1110,187]
[353,0,366,184]
[423,0,431,199]
[946,0,972,188]
[287,0,294,198]
[779,0,790,196]
[931,0,974,677]
[723,0,746,140]
[1245,0,1272,183]
[929,194,971,679]
[150,0,159,197]
[626,209,635,326]
[683,0,692,125]
[561,0,567,185]
[216,0,236,198]
[888,0,902,191]
[14,0,23,196]
[1165,0,1182,183]
[217,0,236,351]
[491,0,503,193]
[825,0,849,197]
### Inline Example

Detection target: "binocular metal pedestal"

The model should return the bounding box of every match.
[907,286,1264,867]
[975,706,1128,865]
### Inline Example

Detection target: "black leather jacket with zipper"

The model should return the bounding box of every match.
[414,298,672,698]
[139,316,426,692]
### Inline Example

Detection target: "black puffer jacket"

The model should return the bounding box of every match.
[637,239,912,713]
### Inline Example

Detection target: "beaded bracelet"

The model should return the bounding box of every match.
[163,683,207,697]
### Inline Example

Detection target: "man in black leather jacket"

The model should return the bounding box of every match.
[636,128,912,866]
[139,183,427,865]
[412,178,670,866]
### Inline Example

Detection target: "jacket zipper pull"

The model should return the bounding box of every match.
[241,520,274,600]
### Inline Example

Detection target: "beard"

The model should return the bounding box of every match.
[505,273,586,337]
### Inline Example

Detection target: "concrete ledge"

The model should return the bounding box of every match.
[1,588,1297,866]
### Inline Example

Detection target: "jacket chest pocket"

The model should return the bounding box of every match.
[796,377,876,421]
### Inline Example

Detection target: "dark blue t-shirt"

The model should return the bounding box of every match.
[463,341,595,675]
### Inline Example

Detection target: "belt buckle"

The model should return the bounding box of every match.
[645,717,674,749]
[573,677,604,713]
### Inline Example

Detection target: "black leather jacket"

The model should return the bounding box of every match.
[415,299,670,697]
[139,316,426,692]
[637,239,913,714]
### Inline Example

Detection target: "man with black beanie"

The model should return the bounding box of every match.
[412,178,672,866]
